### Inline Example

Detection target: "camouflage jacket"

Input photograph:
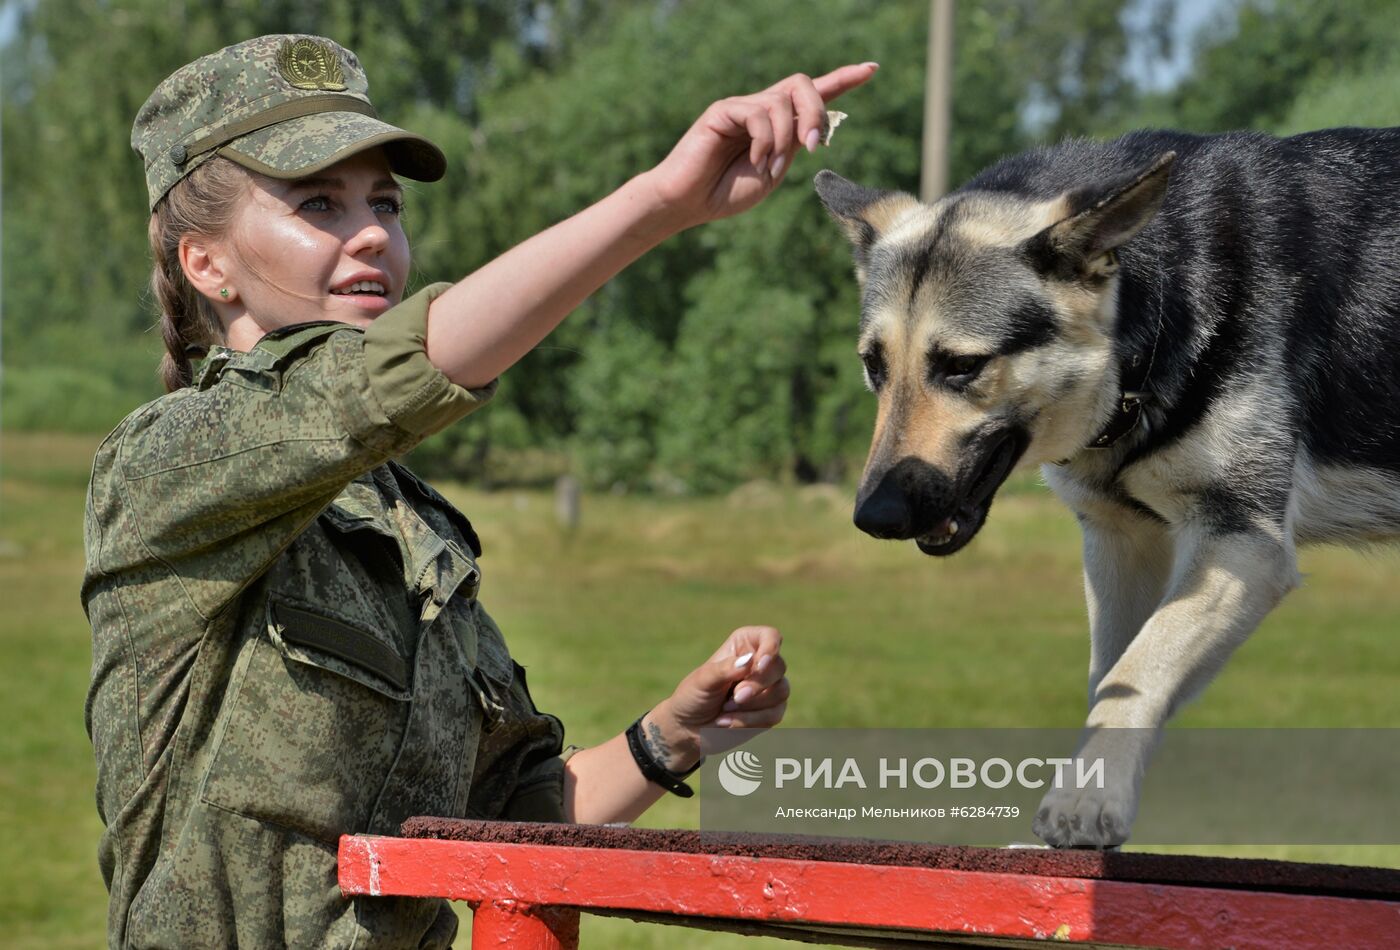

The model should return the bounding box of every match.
[82,283,567,949]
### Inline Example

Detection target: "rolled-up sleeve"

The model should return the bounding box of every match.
[362,281,497,438]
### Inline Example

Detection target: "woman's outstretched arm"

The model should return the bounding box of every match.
[425,64,877,389]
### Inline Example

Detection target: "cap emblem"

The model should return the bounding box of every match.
[276,38,348,91]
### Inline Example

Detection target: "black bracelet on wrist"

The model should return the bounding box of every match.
[625,714,703,798]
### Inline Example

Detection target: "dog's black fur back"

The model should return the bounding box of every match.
[965,129,1400,486]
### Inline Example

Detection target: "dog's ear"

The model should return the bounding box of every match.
[1023,151,1175,280]
[814,170,919,281]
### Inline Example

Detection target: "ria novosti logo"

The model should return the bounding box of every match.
[717,750,764,796]
[714,751,1106,796]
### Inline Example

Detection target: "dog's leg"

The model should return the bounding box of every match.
[1079,510,1174,709]
[1034,524,1299,847]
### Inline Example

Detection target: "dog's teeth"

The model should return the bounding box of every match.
[919,517,961,547]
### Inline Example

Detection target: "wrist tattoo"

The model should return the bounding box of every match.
[643,719,675,772]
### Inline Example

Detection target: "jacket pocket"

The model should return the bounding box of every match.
[271,598,411,695]
[199,596,411,843]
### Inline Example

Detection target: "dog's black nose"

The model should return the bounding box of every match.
[855,457,956,540]
[854,476,914,539]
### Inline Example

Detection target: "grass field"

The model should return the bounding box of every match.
[2,431,1397,948]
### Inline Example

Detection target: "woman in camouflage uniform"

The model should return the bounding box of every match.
[82,33,875,949]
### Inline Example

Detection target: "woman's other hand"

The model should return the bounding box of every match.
[644,64,877,229]
[563,626,787,823]
[641,625,790,771]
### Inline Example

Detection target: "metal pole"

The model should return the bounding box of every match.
[471,901,579,949]
[1,77,7,528]
[921,0,955,203]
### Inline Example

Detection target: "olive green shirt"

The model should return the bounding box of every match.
[82,283,567,949]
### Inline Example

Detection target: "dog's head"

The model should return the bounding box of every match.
[815,153,1173,555]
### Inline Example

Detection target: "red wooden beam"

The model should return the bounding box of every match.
[338,834,1400,949]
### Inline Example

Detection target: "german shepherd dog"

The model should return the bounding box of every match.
[815,128,1400,847]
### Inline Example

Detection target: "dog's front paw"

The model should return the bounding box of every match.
[1033,784,1135,849]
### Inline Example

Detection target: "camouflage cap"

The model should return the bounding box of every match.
[133,35,446,210]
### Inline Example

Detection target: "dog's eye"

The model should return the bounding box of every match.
[948,355,987,378]
[861,348,886,391]
[931,352,990,389]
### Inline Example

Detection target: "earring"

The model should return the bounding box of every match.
[219,288,230,299]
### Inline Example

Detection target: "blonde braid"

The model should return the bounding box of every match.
[147,157,249,392]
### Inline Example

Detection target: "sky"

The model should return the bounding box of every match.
[0,2,22,48]
[1126,0,1228,92]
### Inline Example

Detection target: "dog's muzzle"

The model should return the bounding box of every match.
[853,457,952,540]
[854,430,1028,556]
